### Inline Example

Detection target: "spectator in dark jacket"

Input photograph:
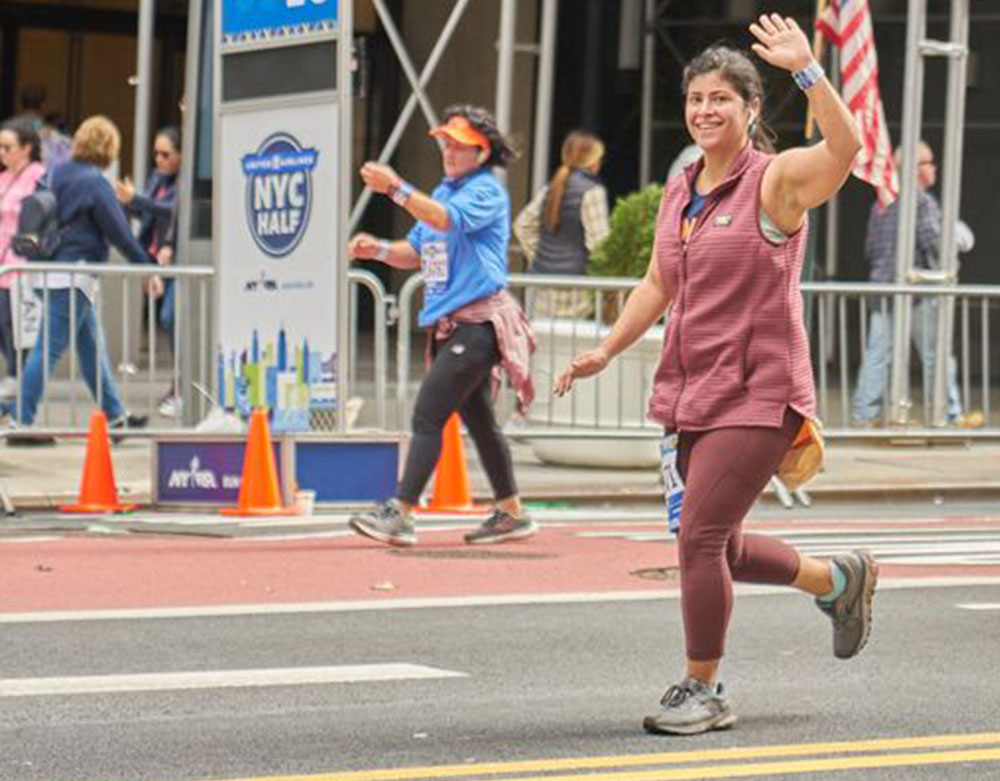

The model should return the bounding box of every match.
[115,126,182,417]
[2,115,157,440]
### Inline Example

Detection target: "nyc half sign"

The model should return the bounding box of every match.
[242,132,319,258]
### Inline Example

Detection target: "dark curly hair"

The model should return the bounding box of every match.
[441,104,519,169]
[681,45,777,154]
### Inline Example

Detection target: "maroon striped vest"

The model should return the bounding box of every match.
[647,143,816,431]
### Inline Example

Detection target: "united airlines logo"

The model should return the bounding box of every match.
[242,132,318,258]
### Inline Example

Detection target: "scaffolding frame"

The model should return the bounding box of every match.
[348,0,556,231]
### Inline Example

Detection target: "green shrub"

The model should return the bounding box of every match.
[589,183,663,278]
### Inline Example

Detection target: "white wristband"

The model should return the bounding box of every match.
[389,180,414,207]
[792,60,825,91]
[375,240,391,262]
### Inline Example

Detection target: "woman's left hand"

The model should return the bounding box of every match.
[113,177,136,205]
[749,13,813,74]
[360,162,400,195]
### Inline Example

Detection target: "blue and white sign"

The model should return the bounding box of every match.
[243,133,318,258]
[218,101,340,431]
[222,0,338,45]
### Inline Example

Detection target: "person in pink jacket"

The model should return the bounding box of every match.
[0,118,47,398]
[556,14,877,735]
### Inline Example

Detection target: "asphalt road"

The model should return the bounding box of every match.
[3,501,1000,781]
[3,582,1000,780]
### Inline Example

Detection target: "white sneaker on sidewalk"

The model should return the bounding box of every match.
[158,395,183,418]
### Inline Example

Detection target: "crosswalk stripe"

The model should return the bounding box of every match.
[201,733,1000,780]
[575,526,1000,567]
[0,664,466,697]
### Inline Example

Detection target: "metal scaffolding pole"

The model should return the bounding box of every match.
[931,0,970,426]
[336,0,353,431]
[132,0,155,184]
[495,0,516,183]
[639,0,656,186]
[889,0,927,425]
[176,0,204,423]
[531,0,558,193]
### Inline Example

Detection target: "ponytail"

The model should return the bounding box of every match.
[542,130,606,234]
[543,165,572,233]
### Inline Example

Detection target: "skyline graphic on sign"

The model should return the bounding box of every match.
[218,324,337,432]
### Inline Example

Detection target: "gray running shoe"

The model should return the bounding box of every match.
[349,500,416,547]
[642,678,736,735]
[816,549,878,659]
[464,509,537,544]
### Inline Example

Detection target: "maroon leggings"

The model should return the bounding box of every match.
[675,407,803,661]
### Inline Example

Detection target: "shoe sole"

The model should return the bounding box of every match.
[839,549,879,660]
[642,711,737,736]
[464,523,538,545]
[349,518,416,547]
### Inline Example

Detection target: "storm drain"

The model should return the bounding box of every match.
[387,549,556,560]
[630,566,681,582]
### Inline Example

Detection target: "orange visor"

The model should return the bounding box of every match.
[430,115,492,158]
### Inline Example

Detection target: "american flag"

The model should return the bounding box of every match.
[816,0,898,206]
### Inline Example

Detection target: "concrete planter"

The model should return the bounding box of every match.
[526,318,664,468]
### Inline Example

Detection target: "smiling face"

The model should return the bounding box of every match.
[684,70,758,157]
[439,135,483,179]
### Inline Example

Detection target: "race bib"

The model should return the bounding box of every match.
[421,240,449,295]
[660,432,684,534]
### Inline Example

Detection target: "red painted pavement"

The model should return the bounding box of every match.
[2,519,999,614]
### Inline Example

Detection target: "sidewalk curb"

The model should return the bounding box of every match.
[6,482,1000,512]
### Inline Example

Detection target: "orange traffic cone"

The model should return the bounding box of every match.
[61,411,137,513]
[414,414,489,516]
[221,408,295,516]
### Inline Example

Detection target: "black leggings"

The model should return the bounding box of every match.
[398,322,517,505]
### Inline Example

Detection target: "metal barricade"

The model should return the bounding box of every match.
[396,273,1000,441]
[0,264,394,437]
[347,268,395,430]
[803,281,999,439]
[0,262,214,438]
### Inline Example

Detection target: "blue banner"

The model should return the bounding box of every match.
[222,0,338,44]
[156,440,284,505]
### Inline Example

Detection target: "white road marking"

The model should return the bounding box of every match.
[577,527,1000,567]
[3,578,1000,625]
[0,663,466,697]
[956,603,1000,611]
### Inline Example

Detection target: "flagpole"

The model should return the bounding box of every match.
[805,0,829,140]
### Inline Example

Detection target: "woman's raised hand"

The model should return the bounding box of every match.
[554,346,610,397]
[360,162,400,195]
[749,13,813,74]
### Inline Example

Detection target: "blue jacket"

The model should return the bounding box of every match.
[50,160,151,265]
[127,170,177,256]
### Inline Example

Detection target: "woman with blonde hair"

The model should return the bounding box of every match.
[514,131,609,318]
[2,115,156,442]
